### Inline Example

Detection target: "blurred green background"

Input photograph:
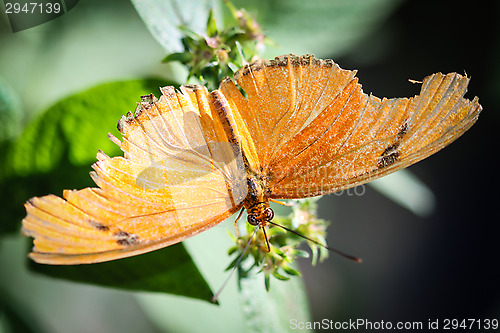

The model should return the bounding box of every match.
[1,0,499,332]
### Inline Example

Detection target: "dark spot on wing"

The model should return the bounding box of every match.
[398,121,409,138]
[237,54,323,78]
[140,93,156,104]
[270,55,289,67]
[90,221,109,231]
[117,91,163,133]
[183,84,204,92]
[377,118,410,169]
[117,111,136,133]
[136,94,157,115]
[378,143,400,168]
[382,143,399,155]
[378,151,399,168]
[323,59,334,67]
[221,77,232,85]
[114,230,139,246]
[238,61,264,77]
[160,86,176,98]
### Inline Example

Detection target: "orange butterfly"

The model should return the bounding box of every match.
[22,54,481,265]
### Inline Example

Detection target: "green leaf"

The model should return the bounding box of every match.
[369,169,436,217]
[272,270,290,281]
[231,0,404,58]
[131,0,222,53]
[206,9,218,36]
[0,164,92,236]
[282,265,301,276]
[161,52,194,64]
[28,243,214,301]
[4,79,170,179]
[264,274,270,292]
[239,265,312,332]
[0,76,23,142]
[0,290,40,333]
[136,227,313,332]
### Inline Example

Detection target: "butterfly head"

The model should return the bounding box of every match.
[246,203,274,227]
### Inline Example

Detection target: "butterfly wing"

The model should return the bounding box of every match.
[22,85,247,264]
[219,54,357,172]
[219,54,481,198]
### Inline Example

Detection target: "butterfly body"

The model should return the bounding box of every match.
[22,54,481,265]
[211,88,274,228]
[243,173,273,228]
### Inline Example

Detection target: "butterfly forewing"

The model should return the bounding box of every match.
[271,73,480,198]
[224,55,357,171]
[225,55,481,199]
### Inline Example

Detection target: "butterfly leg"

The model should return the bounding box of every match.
[269,198,293,207]
[261,226,271,252]
[234,207,245,237]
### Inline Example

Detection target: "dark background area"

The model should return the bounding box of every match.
[301,0,500,326]
[1,0,498,331]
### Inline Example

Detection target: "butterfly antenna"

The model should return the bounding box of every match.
[211,225,261,303]
[267,220,362,263]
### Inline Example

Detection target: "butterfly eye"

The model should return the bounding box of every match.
[264,207,274,220]
[247,214,258,226]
